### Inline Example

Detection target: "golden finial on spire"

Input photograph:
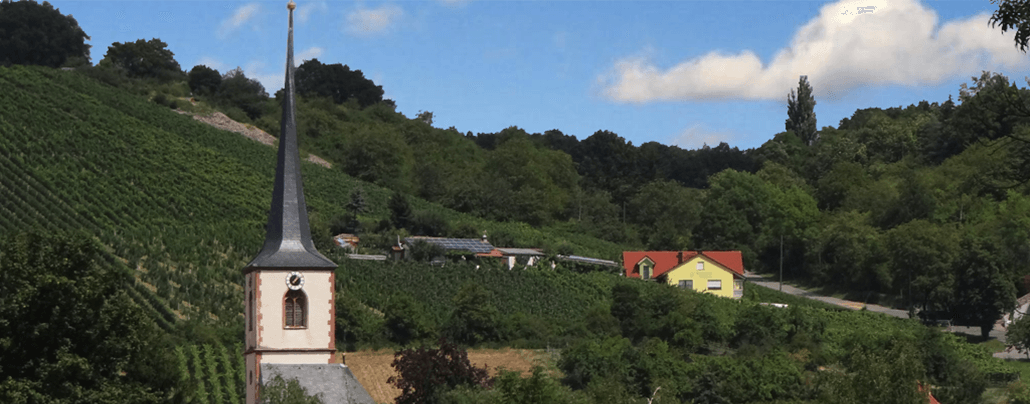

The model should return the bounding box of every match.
[287,1,296,11]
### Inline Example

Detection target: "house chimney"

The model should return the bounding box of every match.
[481,232,488,243]
[677,251,684,264]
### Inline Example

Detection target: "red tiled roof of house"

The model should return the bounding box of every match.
[477,249,504,258]
[699,251,745,276]
[623,251,744,278]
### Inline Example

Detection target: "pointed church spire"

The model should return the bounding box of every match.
[245,0,336,270]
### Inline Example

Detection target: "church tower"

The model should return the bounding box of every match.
[244,2,373,403]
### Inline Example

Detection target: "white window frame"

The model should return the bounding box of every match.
[697,261,704,270]
[707,280,722,290]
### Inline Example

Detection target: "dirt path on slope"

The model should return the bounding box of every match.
[175,109,333,169]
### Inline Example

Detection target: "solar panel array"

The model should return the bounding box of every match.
[405,237,495,253]
[559,255,619,267]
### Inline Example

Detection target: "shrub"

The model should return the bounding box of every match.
[388,339,491,404]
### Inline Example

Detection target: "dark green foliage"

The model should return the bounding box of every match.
[388,339,491,404]
[491,367,590,404]
[0,232,176,403]
[410,209,451,237]
[389,191,414,230]
[188,65,222,96]
[916,330,987,403]
[558,336,635,392]
[100,38,182,82]
[805,211,889,290]
[259,375,325,404]
[335,292,385,351]
[686,351,806,404]
[409,239,446,262]
[384,293,438,346]
[444,282,504,346]
[951,235,1017,339]
[695,169,773,266]
[886,220,958,310]
[786,75,818,146]
[1011,316,1030,360]
[215,67,268,121]
[815,339,926,404]
[347,187,368,215]
[338,123,413,190]
[989,0,1030,53]
[0,0,90,68]
[294,59,385,108]
[732,304,789,349]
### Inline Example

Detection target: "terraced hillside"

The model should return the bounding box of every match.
[0,65,633,402]
[0,65,624,325]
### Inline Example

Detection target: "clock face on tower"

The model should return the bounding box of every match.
[286,272,305,290]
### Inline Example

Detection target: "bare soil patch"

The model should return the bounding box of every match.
[176,109,332,169]
[341,348,548,404]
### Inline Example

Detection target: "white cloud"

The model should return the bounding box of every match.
[600,0,1029,103]
[296,47,324,66]
[671,124,735,150]
[297,1,328,23]
[345,4,403,36]
[218,3,261,38]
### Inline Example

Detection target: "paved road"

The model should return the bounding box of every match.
[744,272,1021,359]
[746,271,908,317]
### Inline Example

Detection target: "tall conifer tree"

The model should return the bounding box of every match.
[786,75,818,146]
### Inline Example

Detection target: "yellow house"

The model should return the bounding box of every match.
[623,251,745,299]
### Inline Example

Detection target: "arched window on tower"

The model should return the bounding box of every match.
[284,290,306,328]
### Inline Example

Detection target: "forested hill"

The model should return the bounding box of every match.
[134,46,1030,329]
[16,18,1030,331]
[260,66,1030,334]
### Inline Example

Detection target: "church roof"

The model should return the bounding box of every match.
[245,3,335,271]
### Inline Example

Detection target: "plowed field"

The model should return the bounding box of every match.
[340,348,549,404]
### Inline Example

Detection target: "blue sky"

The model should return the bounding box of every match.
[51,0,1030,150]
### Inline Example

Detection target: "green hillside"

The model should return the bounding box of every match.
[4,64,1030,404]
[0,64,626,325]
[0,65,629,403]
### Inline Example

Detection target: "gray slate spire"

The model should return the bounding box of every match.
[245,2,336,270]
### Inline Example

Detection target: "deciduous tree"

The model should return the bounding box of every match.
[388,339,491,404]
[0,0,90,67]
[0,232,176,403]
[989,0,1030,53]
[188,65,221,96]
[100,38,182,81]
[295,59,386,108]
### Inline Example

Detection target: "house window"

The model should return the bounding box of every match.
[734,280,743,290]
[284,290,306,328]
[679,280,693,289]
[641,265,651,280]
[707,280,722,290]
[697,261,704,270]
